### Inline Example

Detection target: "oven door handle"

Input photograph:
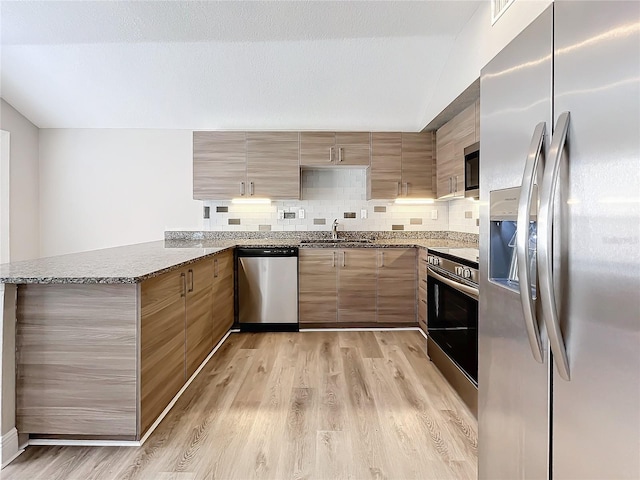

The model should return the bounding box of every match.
[427,267,479,299]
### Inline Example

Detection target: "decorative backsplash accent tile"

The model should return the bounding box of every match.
[392,224,404,230]
[465,211,473,219]
[343,212,356,219]
[313,218,326,225]
[228,218,240,225]
[284,212,296,219]
[258,224,271,231]
[203,206,210,219]
[410,218,422,225]
[199,169,482,234]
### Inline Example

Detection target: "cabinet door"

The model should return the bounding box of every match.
[193,132,247,199]
[212,250,234,347]
[417,249,428,333]
[369,132,402,199]
[452,103,476,196]
[337,249,377,323]
[299,249,338,324]
[335,132,371,166]
[401,132,436,198]
[247,132,300,199]
[185,259,214,378]
[377,249,417,323]
[140,269,186,435]
[436,121,456,198]
[300,132,335,166]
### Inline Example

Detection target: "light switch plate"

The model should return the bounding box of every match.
[298,209,305,219]
[361,209,367,219]
[431,210,438,220]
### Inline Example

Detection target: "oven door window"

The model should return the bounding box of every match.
[427,275,478,383]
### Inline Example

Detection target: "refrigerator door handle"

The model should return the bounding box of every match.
[539,111,571,381]
[517,122,546,363]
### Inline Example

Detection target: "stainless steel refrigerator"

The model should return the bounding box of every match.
[479,2,640,479]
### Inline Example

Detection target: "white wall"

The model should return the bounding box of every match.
[0,99,40,262]
[39,129,203,256]
[420,0,552,127]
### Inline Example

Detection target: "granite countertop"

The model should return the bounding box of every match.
[0,236,478,285]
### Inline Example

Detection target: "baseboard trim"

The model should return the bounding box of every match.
[300,326,421,332]
[2,428,23,469]
[28,328,240,449]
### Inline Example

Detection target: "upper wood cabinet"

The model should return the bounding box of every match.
[377,248,417,323]
[368,132,436,199]
[193,131,247,199]
[299,132,371,167]
[193,131,300,200]
[246,132,300,199]
[436,102,478,199]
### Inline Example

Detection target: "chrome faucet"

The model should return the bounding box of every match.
[331,219,339,240]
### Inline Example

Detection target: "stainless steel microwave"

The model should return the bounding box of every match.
[464,142,480,198]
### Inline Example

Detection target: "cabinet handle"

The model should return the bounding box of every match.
[342,251,346,267]
[188,269,194,293]
[332,251,336,268]
[405,182,410,196]
[339,147,343,162]
[329,147,333,163]
[250,181,254,196]
[397,182,401,196]
[240,182,245,196]
[214,258,218,278]
[454,176,458,194]
[381,251,385,268]
[421,299,427,304]
[448,177,452,194]
[180,272,186,297]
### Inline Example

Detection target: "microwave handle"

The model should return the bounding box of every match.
[517,121,546,364]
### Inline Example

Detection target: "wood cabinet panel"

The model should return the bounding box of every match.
[140,269,186,435]
[377,249,417,323]
[299,132,335,166]
[247,132,300,199]
[369,132,402,199]
[335,132,371,166]
[337,249,377,323]
[402,132,436,198]
[299,249,338,324]
[185,259,214,378]
[193,131,247,199]
[212,250,234,346]
[16,284,138,437]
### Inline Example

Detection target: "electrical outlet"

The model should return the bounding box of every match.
[431,210,438,220]
[298,208,305,219]
[277,210,285,220]
[360,209,367,219]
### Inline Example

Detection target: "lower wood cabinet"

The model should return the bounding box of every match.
[417,248,428,333]
[299,248,417,326]
[16,250,234,441]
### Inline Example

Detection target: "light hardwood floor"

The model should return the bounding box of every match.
[3,331,477,480]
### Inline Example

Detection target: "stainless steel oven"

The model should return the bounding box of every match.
[426,248,479,415]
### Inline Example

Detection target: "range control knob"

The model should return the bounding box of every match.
[430,256,440,266]
[454,266,463,276]
[462,268,472,279]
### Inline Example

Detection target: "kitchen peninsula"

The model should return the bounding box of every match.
[0,231,477,444]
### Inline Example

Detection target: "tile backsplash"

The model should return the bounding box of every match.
[202,169,478,234]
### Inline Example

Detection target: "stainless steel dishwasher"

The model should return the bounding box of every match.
[236,247,299,332]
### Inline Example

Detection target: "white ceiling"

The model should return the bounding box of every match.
[0,1,480,130]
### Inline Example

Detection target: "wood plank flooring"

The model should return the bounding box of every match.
[3,331,477,480]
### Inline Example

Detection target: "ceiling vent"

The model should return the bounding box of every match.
[491,0,516,25]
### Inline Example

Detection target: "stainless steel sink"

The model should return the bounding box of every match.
[299,238,373,244]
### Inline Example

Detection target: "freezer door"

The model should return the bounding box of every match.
[551,2,640,478]
[478,6,552,480]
